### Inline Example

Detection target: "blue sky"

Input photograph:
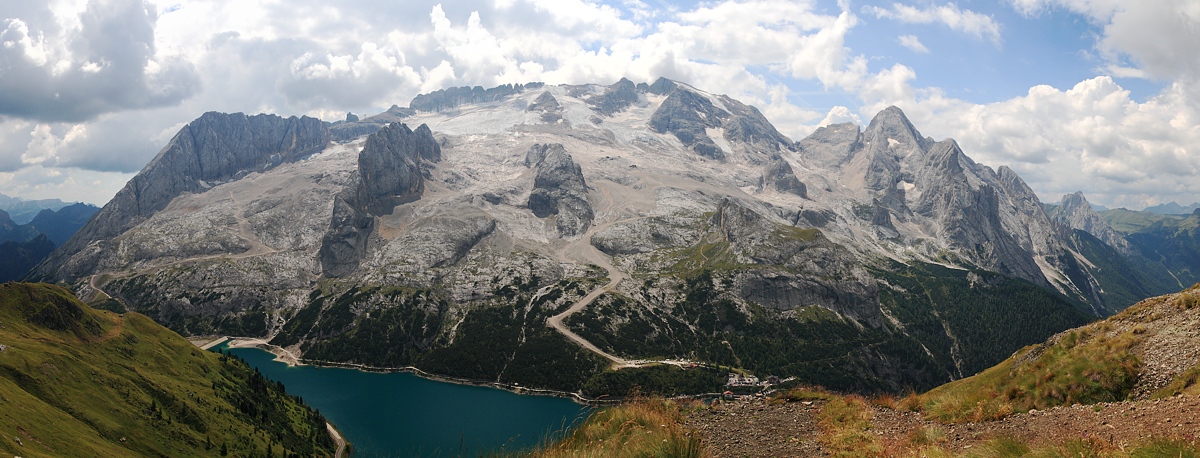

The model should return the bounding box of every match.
[0,0,1197,209]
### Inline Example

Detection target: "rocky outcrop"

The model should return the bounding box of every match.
[527,91,563,123]
[587,78,639,116]
[762,157,807,197]
[318,191,374,277]
[650,88,730,160]
[330,105,416,142]
[1051,192,1135,256]
[33,112,329,281]
[797,122,862,168]
[319,122,441,276]
[639,77,677,96]
[356,123,441,216]
[711,199,882,325]
[525,144,593,237]
[717,95,794,156]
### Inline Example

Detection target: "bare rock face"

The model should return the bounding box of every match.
[717,95,794,156]
[650,88,730,160]
[318,191,374,278]
[34,112,329,281]
[587,78,639,116]
[763,157,807,197]
[1051,192,1135,256]
[913,140,1044,283]
[356,123,440,216]
[639,77,677,95]
[527,91,563,123]
[797,122,862,168]
[409,82,542,112]
[318,122,441,277]
[525,144,593,237]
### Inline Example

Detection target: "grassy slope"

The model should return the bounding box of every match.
[911,284,1200,424]
[517,398,703,458]
[0,282,335,458]
[1099,208,1183,234]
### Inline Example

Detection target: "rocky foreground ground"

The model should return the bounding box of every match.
[684,394,1200,457]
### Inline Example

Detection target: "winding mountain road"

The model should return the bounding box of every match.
[545,230,634,368]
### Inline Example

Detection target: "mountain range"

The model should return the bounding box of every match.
[0,203,99,282]
[0,193,82,225]
[1142,201,1200,215]
[28,78,1200,394]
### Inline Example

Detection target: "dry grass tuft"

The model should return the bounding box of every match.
[522,398,706,458]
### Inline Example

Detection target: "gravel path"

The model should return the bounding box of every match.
[686,394,1200,456]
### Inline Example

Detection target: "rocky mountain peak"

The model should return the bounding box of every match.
[1051,191,1134,256]
[640,77,677,95]
[762,156,807,197]
[797,122,862,167]
[864,106,927,148]
[356,122,440,216]
[33,112,329,281]
[649,87,731,160]
[587,78,639,116]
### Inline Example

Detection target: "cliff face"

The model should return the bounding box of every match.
[1052,191,1135,256]
[320,122,441,276]
[34,112,329,281]
[526,144,593,237]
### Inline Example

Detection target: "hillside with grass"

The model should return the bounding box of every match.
[0,282,337,457]
[526,285,1200,457]
[911,283,1200,423]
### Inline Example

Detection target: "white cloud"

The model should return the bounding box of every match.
[0,0,1196,210]
[866,2,1002,44]
[819,106,862,126]
[0,164,132,205]
[1011,1,1200,90]
[898,34,929,53]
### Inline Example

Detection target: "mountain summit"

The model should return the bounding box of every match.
[31,79,1194,394]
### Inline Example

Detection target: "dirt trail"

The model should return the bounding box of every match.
[546,181,635,368]
[686,395,1200,457]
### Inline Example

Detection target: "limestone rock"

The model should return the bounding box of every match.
[525,144,593,236]
[587,78,639,116]
[762,157,807,197]
[650,87,730,160]
[355,122,440,216]
[797,122,862,168]
[1051,191,1135,256]
[318,191,374,277]
[34,112,329,282]
[527,91,563,123]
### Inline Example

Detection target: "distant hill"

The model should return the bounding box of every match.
[1143,201,1200,215]
[0,282,339,457]
[23,203,100,246]
[0,203,99,282]
[0,234,55,282]
[0,192,78,224]
[0,203,98,245]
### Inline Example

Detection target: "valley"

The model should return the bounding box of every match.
[26,78,1200,400]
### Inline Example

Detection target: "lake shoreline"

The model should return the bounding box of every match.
[194,335,625,406]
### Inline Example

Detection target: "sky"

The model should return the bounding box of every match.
[1,0,1198,210]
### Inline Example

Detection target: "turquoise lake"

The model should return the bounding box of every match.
[217,344,593,457]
